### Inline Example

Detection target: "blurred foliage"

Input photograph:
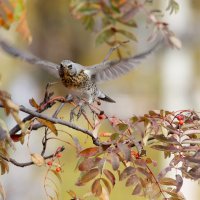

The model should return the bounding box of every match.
[0,0,31,42]
[0,0,181,51]
[0,0,195,200]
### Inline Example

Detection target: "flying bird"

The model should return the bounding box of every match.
[0,40,160,104]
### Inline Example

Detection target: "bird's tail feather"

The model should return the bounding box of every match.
[98,94,116,103]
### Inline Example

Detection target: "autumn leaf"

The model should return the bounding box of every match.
[37,118,57,135]
[101,178,111,194]
[120,166,136,181]
[76,168,99,186]
[118,143,131,161]
[126,174,139,187]
[132,183,142,195]
[31,153,45,167]
[79,147,100,157]
[78,157,100,171]
[29,98,39,109]
[0,182,5,200]
[91,179,102,196]
[103,169,115,186]
[110,152,120,171]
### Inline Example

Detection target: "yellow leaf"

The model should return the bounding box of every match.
[31,153,45,167]
[37,118,58,135]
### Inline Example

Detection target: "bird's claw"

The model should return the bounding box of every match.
[70,109,77,122]
[77,105,86,120]
[69,103,87,122]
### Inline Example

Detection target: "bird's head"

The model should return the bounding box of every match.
[60,60,77,76]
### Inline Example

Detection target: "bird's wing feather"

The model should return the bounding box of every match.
[0,40,59,77]
[89,41,160,82]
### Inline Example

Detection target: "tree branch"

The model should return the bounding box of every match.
[0,146,65,167]
[0,103,100,146]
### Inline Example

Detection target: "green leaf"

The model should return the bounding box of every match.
[12,0,24,20]
[130,116,138,124]
[117,123,128,131]
[166,0,179,14]
[82,16,95,30]
[96,29,114,45]
[117,29,137,41]
[79,7,98,15]
[110,133,119,141]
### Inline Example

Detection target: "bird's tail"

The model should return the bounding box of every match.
[98,94,116,103]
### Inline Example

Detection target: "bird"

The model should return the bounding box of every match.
[0,40,160,105]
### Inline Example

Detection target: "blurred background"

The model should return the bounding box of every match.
[1,0,200,199]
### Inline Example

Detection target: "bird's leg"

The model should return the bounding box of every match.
[70,104,79,122]
[66,94,74,102]
[87,103,97,121]
[69,95,82,121]
[77,103,86,120]
[52,95,73,118]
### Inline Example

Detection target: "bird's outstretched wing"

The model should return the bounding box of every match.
[0,40,59,77]
[89,41,160,82]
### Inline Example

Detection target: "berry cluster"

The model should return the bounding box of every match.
[176,114,184,126]
[46,150,63,173]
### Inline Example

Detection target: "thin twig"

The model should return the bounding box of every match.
[41,128,48,156]
[0,146,65,168]
[0,103,100,146]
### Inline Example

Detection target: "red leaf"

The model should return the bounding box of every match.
[118,143,131,161]
[103,169,116,186]
[76,168,99,186]
[120,166,136,181]
[126,174,139,187]
[175,174,183,192]
[132,183,142,195]
[137,167,151,179]
[79,147,100,157]
[101,178,111,194]
[110,153,120,171]
[91,179,102,196]
[78,157,100,171]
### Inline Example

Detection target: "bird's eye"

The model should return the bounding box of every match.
[68,64,72,70]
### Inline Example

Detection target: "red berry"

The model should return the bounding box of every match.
[179,120,184,125]
[176,115,184,120]
[55,167,61,173]
[98,114,105,120]
[47,161,52,166]
[56,153,62,158]
[10,134,22,142]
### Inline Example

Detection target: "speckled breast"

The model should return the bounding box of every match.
[59,67,90,89]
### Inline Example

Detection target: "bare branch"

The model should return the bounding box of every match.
[0,146,65,167]
[0,103,100,146]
